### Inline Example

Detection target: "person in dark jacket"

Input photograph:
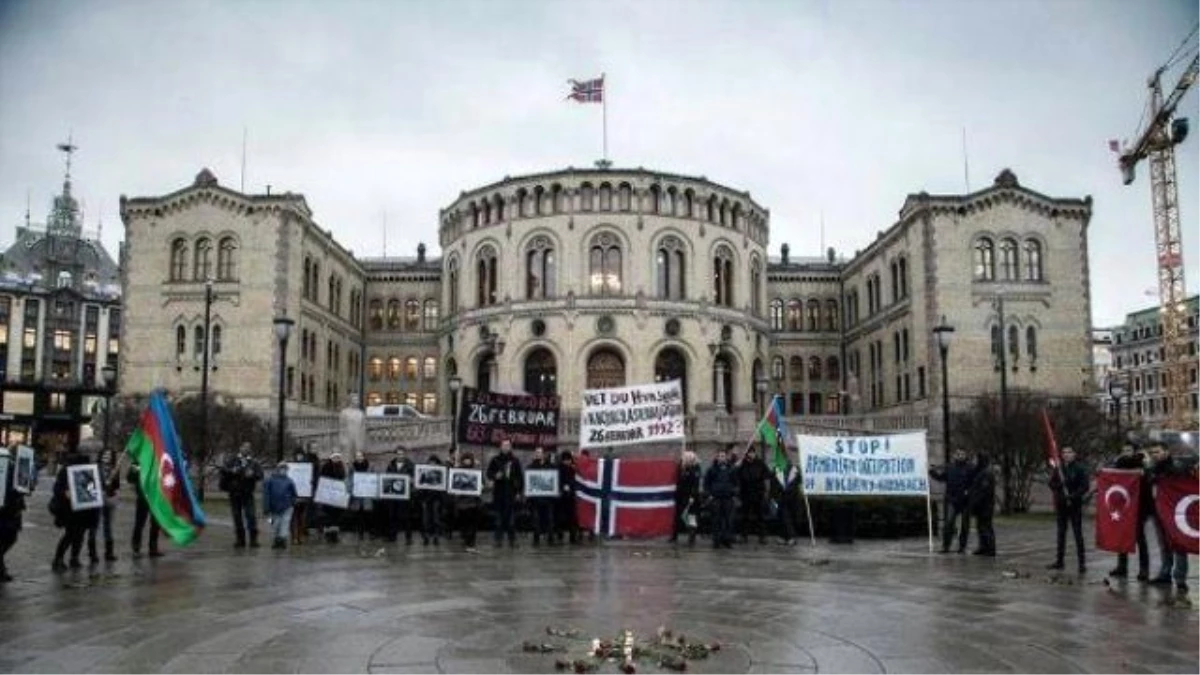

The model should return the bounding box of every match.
[319,452,348,544]
[968,453,996,556]
[289,448,311,546]
[556,450,579,544]
[51,447,100,572]
[1048,446,1089,573]
[128,462,162,558]
[1108,444,1163,581]
[454,453,483,552]
[1148,444,1195,593]
[738,446,770,544]
[220,442,264,549]
[527,447,556,546]
[704,448,738,549]
[670,450,702,546]
[418,454,445,546]
[263,462,298,549]
[1,447,27,582]
[487,440,523,548]
[771,455,804,546]
[385,447,416,544]
[349,451,372,542]
[86,446,120,563]
[930,448,974,554]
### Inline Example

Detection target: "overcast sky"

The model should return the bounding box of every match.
[1,0,1196,328]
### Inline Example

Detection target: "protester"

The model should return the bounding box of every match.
[350,451,372,542]
[220,442,264,549]
[385,446,416,545]
[1048,446,1089,573]
[0,447,26,582]
[50,445,99,572]
[454,453,483,552]
[704,447,738,549]
[1108,443,1163,581]
[289,448,312,546]
[527,447,556,547]
[771,452,804,546]
[1148,443,1196,594]
[86,446,120,563]
[930,448,974,554]
[263,462,298,550]
[669,450,702,546]
[128,461,162,559]
[487,440,523,548]
[319,452,348,544]
[968,453,996,557]
[419,454,445,546]
[738,445,770,544]
[557,450,579,545]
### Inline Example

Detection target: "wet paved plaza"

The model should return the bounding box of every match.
[1,505,1196,674]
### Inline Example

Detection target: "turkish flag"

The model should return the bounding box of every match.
[574,455,678,538]
[1095,469,1142,553]
[1155,474,1200,554]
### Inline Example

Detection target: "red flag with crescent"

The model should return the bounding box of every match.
[1094,468,1141,553]
[1155,473,1200,554]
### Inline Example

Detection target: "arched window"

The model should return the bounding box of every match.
[524,347,558,396]
[303,257,312,298]
[771,356,785,381]
[731,203,742,230]
[405,356,419,380]
[580,182,595,211]
[898,256,909,298]
[990,325,1002,367]
[525,235,556,299]
[1023,239,1043,281]
[974,238,995,281]
[212,325,222,356]
[194,325,205,358]
[387,299,402,330]
[770,299,784,331]
[1026,326,1038,364]
[217,237,237,280]
[618,183,632,211]
[647,185,661,214]
[750,258,762,315]
[193,237,212,281]
[533,186,545,216]
[552,184,566,213]
[170,238,188,281]
[789,356,804,382]
[682,190,694,218]
[890,261,900,303]
[447,258,459,313]
[368,357,383,381]
[588,233,622,296]
[388,356,402,380]
[808,356,822,381]
[310,262,320,304]
[492,194,505,222]
[786,299,802,331]
[598,183,612,211]
[806,300,820,331]
[476,245,498,306]
[422,393,437,415]
[423,356,437,379]
[404,299,420,331]
[586,348,626,389]
[826,356,840,381]
[476,353,495,392]
[825,299,839,332]
[654,347,688,410]
[999,238,1019,281]
[712,353,733,413]
[368,299,384,331]
[655,235,686,300]
[516,188,530,217]
[713,244,734,306]
[665,187,677,216]
[1008,324,1020,362]
[175,325,186,358]
[705,195,717,222]
[423,300,439,331]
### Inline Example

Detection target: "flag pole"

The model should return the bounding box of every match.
[800,473,817,548]
[925,484,935,553]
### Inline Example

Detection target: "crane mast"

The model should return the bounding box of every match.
[1118,53,1199,433]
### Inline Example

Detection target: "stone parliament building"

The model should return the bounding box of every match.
[118,166,1095,455]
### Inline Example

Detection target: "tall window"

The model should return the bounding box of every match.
[388,356,402,380]
[806,300,820,331]
[404,299,420,331]
[476,245,498,306]
[1026,326,1038,365]
[387,300,402,330]
[170,238,188,281]
[974,237,995,280]
[825,299,839,332]
[194,325,205,358]
[447,258,459,313]
[368,357,383,381]
[750,258,762,314]
[1008,324,1020,362]
[786,299,802,331]
[999,238,1018,281]
[617,183,632,211]
[423,356,437,380]
[655,235,686,300]
[770,299,784,331]
[598,183,612,211]
[898,256,908,298]
[524,348,558,396]
[368,299,383,331]
[580,183,594,211]
[405,357,418,380]
[217,237,237,280]
[586,348,626,389]
[890,261,900,303]
[175,325,186,358]
[525,236,556,299]
[771,356,785,381]
[212,325,222,356]
[789,356,803,382]
[713,245,734,306]
[423,300,439,331]
[193,238,212,281]
[588,233,622,295]
[826,356,840,381]
[808,356,822,381]
[1023,239,1043,281]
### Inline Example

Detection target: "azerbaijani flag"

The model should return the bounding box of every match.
[757,395,791,474]
[125,390,206,545]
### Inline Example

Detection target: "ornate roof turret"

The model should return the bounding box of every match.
[47,137,82,237]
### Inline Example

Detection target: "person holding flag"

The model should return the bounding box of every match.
[1048,447,1090,573]
[124,389,207,549]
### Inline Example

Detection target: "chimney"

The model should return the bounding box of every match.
[781,243,790,265]
[417,242,427,263]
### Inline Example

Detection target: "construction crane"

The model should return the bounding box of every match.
[1116,33,1198,433]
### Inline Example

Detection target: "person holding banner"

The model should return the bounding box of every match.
[454,453,483,552]
[704,447,739,549]
[669,450,702,546]
[771,454,803,546]
[527,447,556,547]
[557,450,579,545]
[290,447,314,546]
[419,454,446,546]
[0,447,26,582]
[1108,444,1162,581]
[350,451,373,542]
[319,452,348,544]
[487,440,523,548]
[385,447,417,545]
[1148,443,1197,593]
[1047,447,1089,573]
[968,453,997,557]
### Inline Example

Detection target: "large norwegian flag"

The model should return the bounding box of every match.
[575,455,677,538]
[566,76,604,103]
[1155,473,1199,554]
[1095,469,1141,553]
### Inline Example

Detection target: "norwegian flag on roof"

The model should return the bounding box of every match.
[567,76,604,103]
[575,454,677,538]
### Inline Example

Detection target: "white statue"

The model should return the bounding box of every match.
[338,393,367,457]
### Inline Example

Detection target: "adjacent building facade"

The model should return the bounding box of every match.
[1107,295,1200,432]
[119,166,1096,452]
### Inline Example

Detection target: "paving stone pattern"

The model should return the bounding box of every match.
[0,503,1196,674]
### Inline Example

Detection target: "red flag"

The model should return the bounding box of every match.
[1094,469,1142,553]
[1039,409,1061,469]
[1108,139,1120,153]
[575,454,677,538]
[1155,473,1200,554]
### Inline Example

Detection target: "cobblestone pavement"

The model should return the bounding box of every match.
[1,501,1196,674]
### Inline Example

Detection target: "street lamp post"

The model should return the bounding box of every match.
[448,375,462,459]
[932,316,956,534]
[994,293,1012,515]
[1108,378,1128,444]
[101,364,117,454]
[196,277,216,499]
[273,315,294,463]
